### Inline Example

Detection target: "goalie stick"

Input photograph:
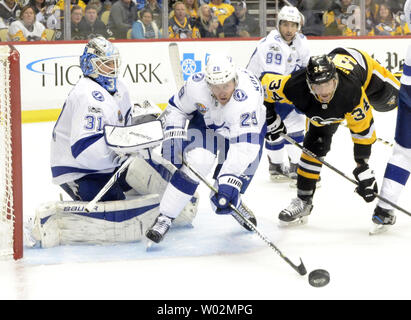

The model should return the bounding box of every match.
[281,133,411,217]
[181,159,307,276]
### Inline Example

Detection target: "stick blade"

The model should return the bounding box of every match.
[168,42,184,88]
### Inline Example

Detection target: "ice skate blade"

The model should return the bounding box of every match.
[143,236,155,251]
[278,216,309,227]
[369,224,392,235]
[270,174,291,182]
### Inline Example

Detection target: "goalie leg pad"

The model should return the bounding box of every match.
[33,194,160,248]
[125,154,176,197]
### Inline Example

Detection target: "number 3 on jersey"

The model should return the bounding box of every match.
[84,115,103,131]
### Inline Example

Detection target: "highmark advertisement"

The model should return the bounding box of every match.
[14,37,409,123]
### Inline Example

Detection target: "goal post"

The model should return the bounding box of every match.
[0,45,23,260]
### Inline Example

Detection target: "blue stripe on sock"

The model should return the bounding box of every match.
[384,163,410,185]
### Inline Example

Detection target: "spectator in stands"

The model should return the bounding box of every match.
[208,0,234,26]
[297,0,328,36]
[36,0,59,30]
[131,8,160,38]
[8,5,47,41]
[195,3,223,37]
[79,3,112,39]
[183,0,199,21]
[30,0,46,14]
[370,1,410,35]
[222,1,259,37]
[0,0,21,28]
[323,0,359,35]
[364,0,379,33]
[108,0,137,39]
[168,1,200,38]
[54,5,84,40]
[140,0,162,29]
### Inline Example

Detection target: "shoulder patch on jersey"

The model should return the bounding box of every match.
[92,91,104,102]
[192,73,205,82]
[195,103,208,114]
[269,44,281,52]
[233,89,248,102]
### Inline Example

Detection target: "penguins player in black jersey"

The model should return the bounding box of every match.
[261,47,400,226]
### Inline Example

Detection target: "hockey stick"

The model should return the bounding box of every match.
[182,159,307,276]
[168,42,184,88]
[281,133,411,217]
[85,155,135,212]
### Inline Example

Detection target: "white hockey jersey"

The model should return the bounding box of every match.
[8,20,47,41]
[165,68,266,178]
[247,29,310,78]
[51,77,132,185]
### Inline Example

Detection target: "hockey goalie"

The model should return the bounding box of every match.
[26,37,198,248]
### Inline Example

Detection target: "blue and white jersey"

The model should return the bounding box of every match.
[247,29,310,78]
[165,68,266,178]
[51,77,132,185]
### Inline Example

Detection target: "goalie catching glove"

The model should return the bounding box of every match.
[210,175,242,214]
[353,163,378,203]
[265,110,287,142]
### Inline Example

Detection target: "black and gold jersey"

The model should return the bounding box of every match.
[261,54,375,146]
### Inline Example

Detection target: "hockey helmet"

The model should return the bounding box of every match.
[277,6,302,31]
[204,54,237,85]
[306,55,337,85]
[80,37,121,93]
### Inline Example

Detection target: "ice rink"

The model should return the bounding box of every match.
[1,108,411,300]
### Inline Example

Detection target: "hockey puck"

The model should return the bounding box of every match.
[308,269,330,287]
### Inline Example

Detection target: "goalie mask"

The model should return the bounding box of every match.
[80,37,121,93]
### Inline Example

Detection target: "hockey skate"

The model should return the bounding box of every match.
[145,214,173,244]
[269,159,291,182]
[369,206,396,235]
[231,202,257,231]
[278,197,313,226]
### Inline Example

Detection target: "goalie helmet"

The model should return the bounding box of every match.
[204,54,237,85]
[306,55,336,85]
[277,6,302,31]
[80,37,120,93]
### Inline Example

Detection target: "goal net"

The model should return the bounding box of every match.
[0,45,22,260]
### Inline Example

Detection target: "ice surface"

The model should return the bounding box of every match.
[1,110,411,300]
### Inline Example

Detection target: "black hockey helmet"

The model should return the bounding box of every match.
[306,55,336,85]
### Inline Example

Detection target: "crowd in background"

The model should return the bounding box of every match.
[0,0,408,41]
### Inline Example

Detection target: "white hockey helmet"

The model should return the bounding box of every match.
[405,0,411,28]
[204,54,237,85]
[277,5,302,31]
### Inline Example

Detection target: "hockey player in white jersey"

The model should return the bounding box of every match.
[145,54,273,244]
[247,5,309,182]
[371,0,411,235]
[28,37,197,248]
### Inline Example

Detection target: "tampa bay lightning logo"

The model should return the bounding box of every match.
[233,89,248,102]
[92,91,104,102]
[192,73,204,82]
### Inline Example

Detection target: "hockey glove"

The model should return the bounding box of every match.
[266,113,287,142]
[353,164,378,203]
[210,175,242,215]
[161,126,186,169]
